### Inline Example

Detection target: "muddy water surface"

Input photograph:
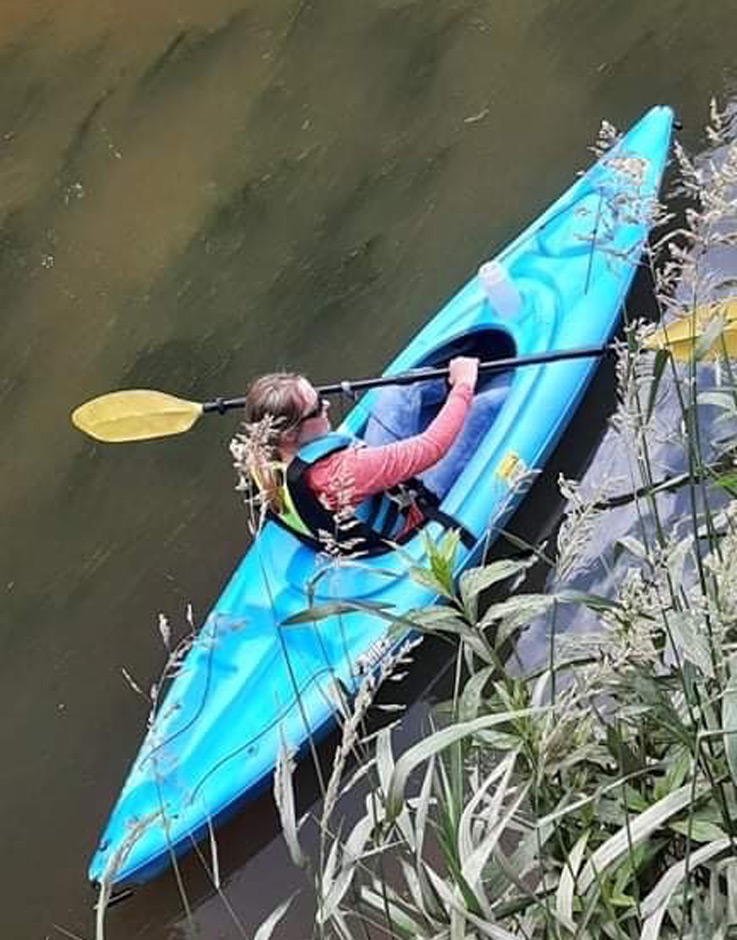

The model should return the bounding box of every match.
[1,2,736,938]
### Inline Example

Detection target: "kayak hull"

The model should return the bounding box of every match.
[89,106,674,887]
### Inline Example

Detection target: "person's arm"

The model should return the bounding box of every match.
[308,358,478,506]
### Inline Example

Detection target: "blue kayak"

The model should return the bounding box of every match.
[89,106,674,887]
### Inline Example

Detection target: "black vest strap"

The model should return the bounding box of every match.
[285,447,477,554]
[399,479,476,550]
[286,456,388,551]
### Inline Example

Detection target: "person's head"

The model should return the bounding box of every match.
[244,372,330,455]
[237,372,331,517]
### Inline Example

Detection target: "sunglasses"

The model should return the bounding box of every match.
[300,396,330,422]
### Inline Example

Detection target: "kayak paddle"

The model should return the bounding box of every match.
[643,298,737,357]
[71,345,610,443]
[71,302,737,444]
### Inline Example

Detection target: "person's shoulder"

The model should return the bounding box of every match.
[299,432,355,463]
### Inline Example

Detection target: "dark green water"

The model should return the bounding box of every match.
[1,1,736,937]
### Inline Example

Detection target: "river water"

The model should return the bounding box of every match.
[1,2,736,938]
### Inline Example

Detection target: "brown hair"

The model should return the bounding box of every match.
[242,372,307,513]
[244,372,306,430]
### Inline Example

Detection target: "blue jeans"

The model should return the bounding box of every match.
[363,374,512,499]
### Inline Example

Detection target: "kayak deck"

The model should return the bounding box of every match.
[89,105,674,887]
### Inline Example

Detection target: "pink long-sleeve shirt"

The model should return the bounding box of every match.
[306,383,473,529]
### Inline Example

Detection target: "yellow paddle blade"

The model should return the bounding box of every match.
[71,390,204,443]
[646,299,737,360]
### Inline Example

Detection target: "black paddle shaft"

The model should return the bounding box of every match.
[201,344,611,415]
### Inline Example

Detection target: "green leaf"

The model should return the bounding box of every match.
[413,759,444,921]
[669,611,715,678]
[254,893,297,940]
[273,738,306,869]
[474,729,522,750]
[726,860,737,927]
[610,838,660,905]
[697,389,737,411]
[413,604,459,623]
[281,599,394,625]
[694,314,727,361]
[641,839,731,940]
[605,724,644,775]
[412,610,493,662]
[359,885,425,938]
[668,819,728,842]
[646,347,670,422]
[423,866,520,940]
[614,536,648,561]
[458,666,495,722]
[654,746,691,801]
[556,830,590,932]
[459,558,532,622]
[385,707,545,820]
[399,859,444,928]
[723,653,737,788]
[715,471,737,495]
[578,782,709,894]
[463,781,530,918]
[408,565,455,600]
[479,594,556,640]
[424,529,460,598]
[413,609,467,636]
[376,726,395,795]
[342,813,373,869]
[458,753,518,893]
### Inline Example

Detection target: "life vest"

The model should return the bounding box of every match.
[283,433,409,550]
[267,432,475,553]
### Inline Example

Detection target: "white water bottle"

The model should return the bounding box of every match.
[478,260,521,317]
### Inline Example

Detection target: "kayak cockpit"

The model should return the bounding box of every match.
[362,327,516,500]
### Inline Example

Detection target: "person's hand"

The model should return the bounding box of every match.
[448,356,479,391]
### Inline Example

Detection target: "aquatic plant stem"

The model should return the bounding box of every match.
[677,759,701,940]
[154,768,195,931]
[673,323,737,831]
[616,720,644,925]
[186,831,250,939]
[659,310,737,834]
[583,192,605,295]
[255,544,328,799]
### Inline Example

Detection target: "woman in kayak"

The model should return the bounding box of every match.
[238,356,479,550]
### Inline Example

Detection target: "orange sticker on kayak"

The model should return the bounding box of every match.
[496,452,526,483]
